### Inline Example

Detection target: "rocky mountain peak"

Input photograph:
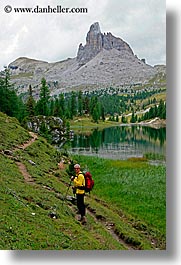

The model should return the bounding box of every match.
[7,22,165,96]
[89,22,101,34]
[77,22,134,66]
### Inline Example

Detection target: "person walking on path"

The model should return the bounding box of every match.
[71,164,86,224]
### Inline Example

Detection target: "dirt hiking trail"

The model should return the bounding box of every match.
[3,131,161,250]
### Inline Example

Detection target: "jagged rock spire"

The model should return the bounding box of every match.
[77,22,133,66]
[89,22,101,34]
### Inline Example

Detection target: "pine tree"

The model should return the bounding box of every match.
[53,97,62,116]
[0,67,26,120]
[78,91,83,116]
[83,96,90,114]
[70,91,77,118]
[101,105,105,121]
[148,106,154,119]
[90,96,98,116]
[121,115,127,123]
[116,115,119,122]
[158,99,166,119]
[130,111,136,123]
[39,121,51,142]
[92,102,100,123]
[49,99,55,116]
[36,78,50,116]
[26,85,35,117]
[59,93,65,116]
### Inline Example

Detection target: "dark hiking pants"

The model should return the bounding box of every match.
[76,194,85,217]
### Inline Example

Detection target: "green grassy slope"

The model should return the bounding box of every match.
[0,112,166,250]
[0,112,125,250]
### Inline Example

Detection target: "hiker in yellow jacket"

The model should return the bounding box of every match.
[71,164,86,224]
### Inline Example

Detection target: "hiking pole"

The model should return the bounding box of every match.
[62,178,72,207]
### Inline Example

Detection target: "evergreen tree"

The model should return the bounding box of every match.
[158,99,166,119]
[143,112,149,120]
[53,97,62,117]
[148,106,155,119]
[70,91,77,118]
[92,102,100,123]
[90,96,98,116]
[83,96,90,114]
[49,99,55,116]
[78,91,83,116]
[101,105,105,122]
[163,102,166,119]
[0,67,26,120]
[59,93,65,116]
[121,115,127,123]
[65,100,71,119]
[26,85,35,117]
[138,117,142,122]
[135,114,138,122]
[130,111,136,123]
[154,104,158,117]
[39,121,51,142]
[116,115,119,122]
[36,78,50,116]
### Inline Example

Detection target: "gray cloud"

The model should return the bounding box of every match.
[0,0,166,70]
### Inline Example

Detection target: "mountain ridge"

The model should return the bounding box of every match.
[8,22,166,96]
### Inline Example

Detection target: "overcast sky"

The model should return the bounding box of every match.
[0,0,166,70]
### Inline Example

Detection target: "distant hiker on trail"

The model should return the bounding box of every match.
[71,164,86,224]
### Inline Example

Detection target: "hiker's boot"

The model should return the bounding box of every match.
[77,216,82,221]
[81,216,87,224]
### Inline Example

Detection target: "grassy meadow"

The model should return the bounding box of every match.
[0,112,166,249]
[72,155,166,235]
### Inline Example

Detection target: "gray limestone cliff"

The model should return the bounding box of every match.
[77,22,133,66]
[7,22,165,96]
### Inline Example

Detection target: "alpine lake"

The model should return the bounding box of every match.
[62,125,166,161]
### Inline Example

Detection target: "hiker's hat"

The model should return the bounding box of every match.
[74,164,80,169]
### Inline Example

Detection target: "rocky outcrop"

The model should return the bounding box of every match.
[7,22,165,96]
[77,22,133,66]
[24,115,70,144]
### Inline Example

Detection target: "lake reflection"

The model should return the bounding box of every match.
[69,125,166,160]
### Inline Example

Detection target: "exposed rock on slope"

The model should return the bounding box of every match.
[77,22,133,66]
[8,22,164,97]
